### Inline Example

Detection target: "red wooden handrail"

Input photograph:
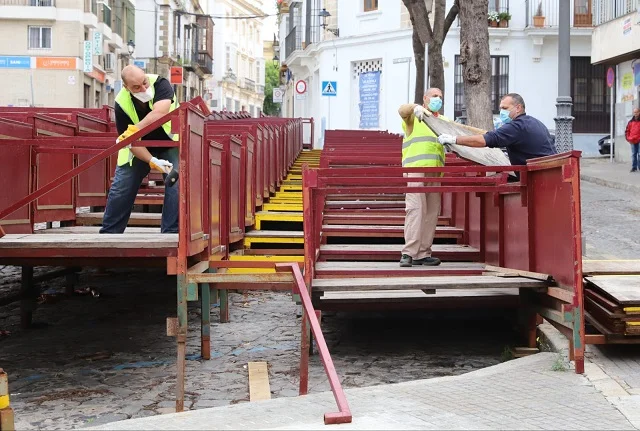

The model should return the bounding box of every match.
[275,263,352,425]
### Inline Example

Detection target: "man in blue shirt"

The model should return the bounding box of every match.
[437,93,557,166]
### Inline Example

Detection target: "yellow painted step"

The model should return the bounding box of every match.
[279,185,302,192]
[254,211,303,230]
[227,254,305,273]
[263,203,303,212]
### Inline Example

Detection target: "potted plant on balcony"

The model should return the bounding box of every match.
[488,11,500,27]
[277,0,289,14]
[533,1,545,27]
[498,12,511,28]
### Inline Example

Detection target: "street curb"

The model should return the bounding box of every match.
[580,174,640,193]
[538,322,640,430]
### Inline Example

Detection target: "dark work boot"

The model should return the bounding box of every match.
[413,256,442,266]
[399,254,413,267]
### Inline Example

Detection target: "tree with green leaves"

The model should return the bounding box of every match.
[263,62,281,116]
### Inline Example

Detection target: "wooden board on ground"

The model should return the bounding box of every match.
[585,275,640,305]
[583,260,640,276]
[422,115,514,175]
[248,362,271,401]
[320,288,520,301]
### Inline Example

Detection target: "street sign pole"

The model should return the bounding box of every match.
[607,67,615,163]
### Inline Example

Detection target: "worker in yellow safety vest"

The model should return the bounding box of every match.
[397,87,449,267]
[100,65,180,234]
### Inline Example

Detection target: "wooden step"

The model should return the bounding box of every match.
[322,224,463,239]
[76,212,161,227]
[315,261,485,278]
[312,275,547,293]
[36,226,160,234]
[323,214,450,226]
[243,230,303,247]
[325,201,404,209]
[319,244,479,262]
[254,211,303,230]
[263,203,302,212]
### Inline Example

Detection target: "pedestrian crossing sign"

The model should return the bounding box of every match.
[322,81,337,96]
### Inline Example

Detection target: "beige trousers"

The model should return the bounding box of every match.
[402,172,441,259]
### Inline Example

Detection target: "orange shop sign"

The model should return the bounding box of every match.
[170,66,183,84]
[35,57,77,70]
[87,67,106,83]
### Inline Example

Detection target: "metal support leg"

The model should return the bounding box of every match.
[219,289,229,323]
[64,268,80,296]
[299,311,310,395]
[176,274,188,412]
[554,0,573,152]
[201,282,211,360]
[20,266,34,329]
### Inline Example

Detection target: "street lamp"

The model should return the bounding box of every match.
[272,54,279,68]
[319,8,339,37]
[127,40,135,56]
[554,2,573,152]
[272,33,280,68]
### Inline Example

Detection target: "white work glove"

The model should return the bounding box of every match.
[149,157,173,174]
[438,134,457,145]
[413,105,432,122]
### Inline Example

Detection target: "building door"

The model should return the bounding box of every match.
[84,84,91,108]
[574,0,592,27]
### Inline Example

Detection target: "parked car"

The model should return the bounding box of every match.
[598,135,613,155]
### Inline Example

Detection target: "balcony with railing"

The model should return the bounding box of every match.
[285,25,302,60]
[182,22,213,76]
[0,0,54,5]
[0,0,56,19]
[525,0,594,28]
[242,78,256,92]
[487,0,511,28]
[593,0,636,25]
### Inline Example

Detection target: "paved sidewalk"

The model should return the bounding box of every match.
[83,353,636,430]
[581,158,640,192]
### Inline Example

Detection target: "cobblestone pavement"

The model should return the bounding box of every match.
[0,266,519,430]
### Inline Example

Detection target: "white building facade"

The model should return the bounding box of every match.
[591,0,640,163]
[0,0,134,108]
[278,0,608,153]
[208,0,266,116]
[134,0,214,103]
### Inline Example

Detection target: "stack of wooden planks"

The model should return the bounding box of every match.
[584,275,640,337]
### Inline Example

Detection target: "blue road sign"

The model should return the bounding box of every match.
[322,81,337,96]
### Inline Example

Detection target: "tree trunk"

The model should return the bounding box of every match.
[427,41,445,103]
[458,0,493,131]
[412,26,425,104]
[403,0,459,109]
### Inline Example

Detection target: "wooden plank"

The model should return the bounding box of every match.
[76,212,162,227]
[248,362,271,401]
[320,288,520,301]
[320,244,477,253]
[483,265,553,282]
[585,275,640,305]
[583,260,640,276]
[315,261,485,278]
[244,230,303,238]
[0,233,177,249]
[312,275,546,292]
[35,226,160,234]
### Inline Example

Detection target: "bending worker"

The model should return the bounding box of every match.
[398,87,448,268]
[437,93,556,167]
[100,65,179,234]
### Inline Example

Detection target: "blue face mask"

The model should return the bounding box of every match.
[428,97,443,113]
[499,108,512,124]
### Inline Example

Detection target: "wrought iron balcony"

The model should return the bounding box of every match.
[0,0,55,5]
[285,25,302,60]
[525,0,594,28]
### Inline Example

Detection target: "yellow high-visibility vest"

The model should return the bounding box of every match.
[401,114,447,168]
[114,74,178,166]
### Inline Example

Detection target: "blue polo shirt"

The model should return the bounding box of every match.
[484,114,557,165]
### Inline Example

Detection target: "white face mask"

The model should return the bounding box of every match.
[132,85,153,103]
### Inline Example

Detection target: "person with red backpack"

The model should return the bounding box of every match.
[626,108,640,172]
